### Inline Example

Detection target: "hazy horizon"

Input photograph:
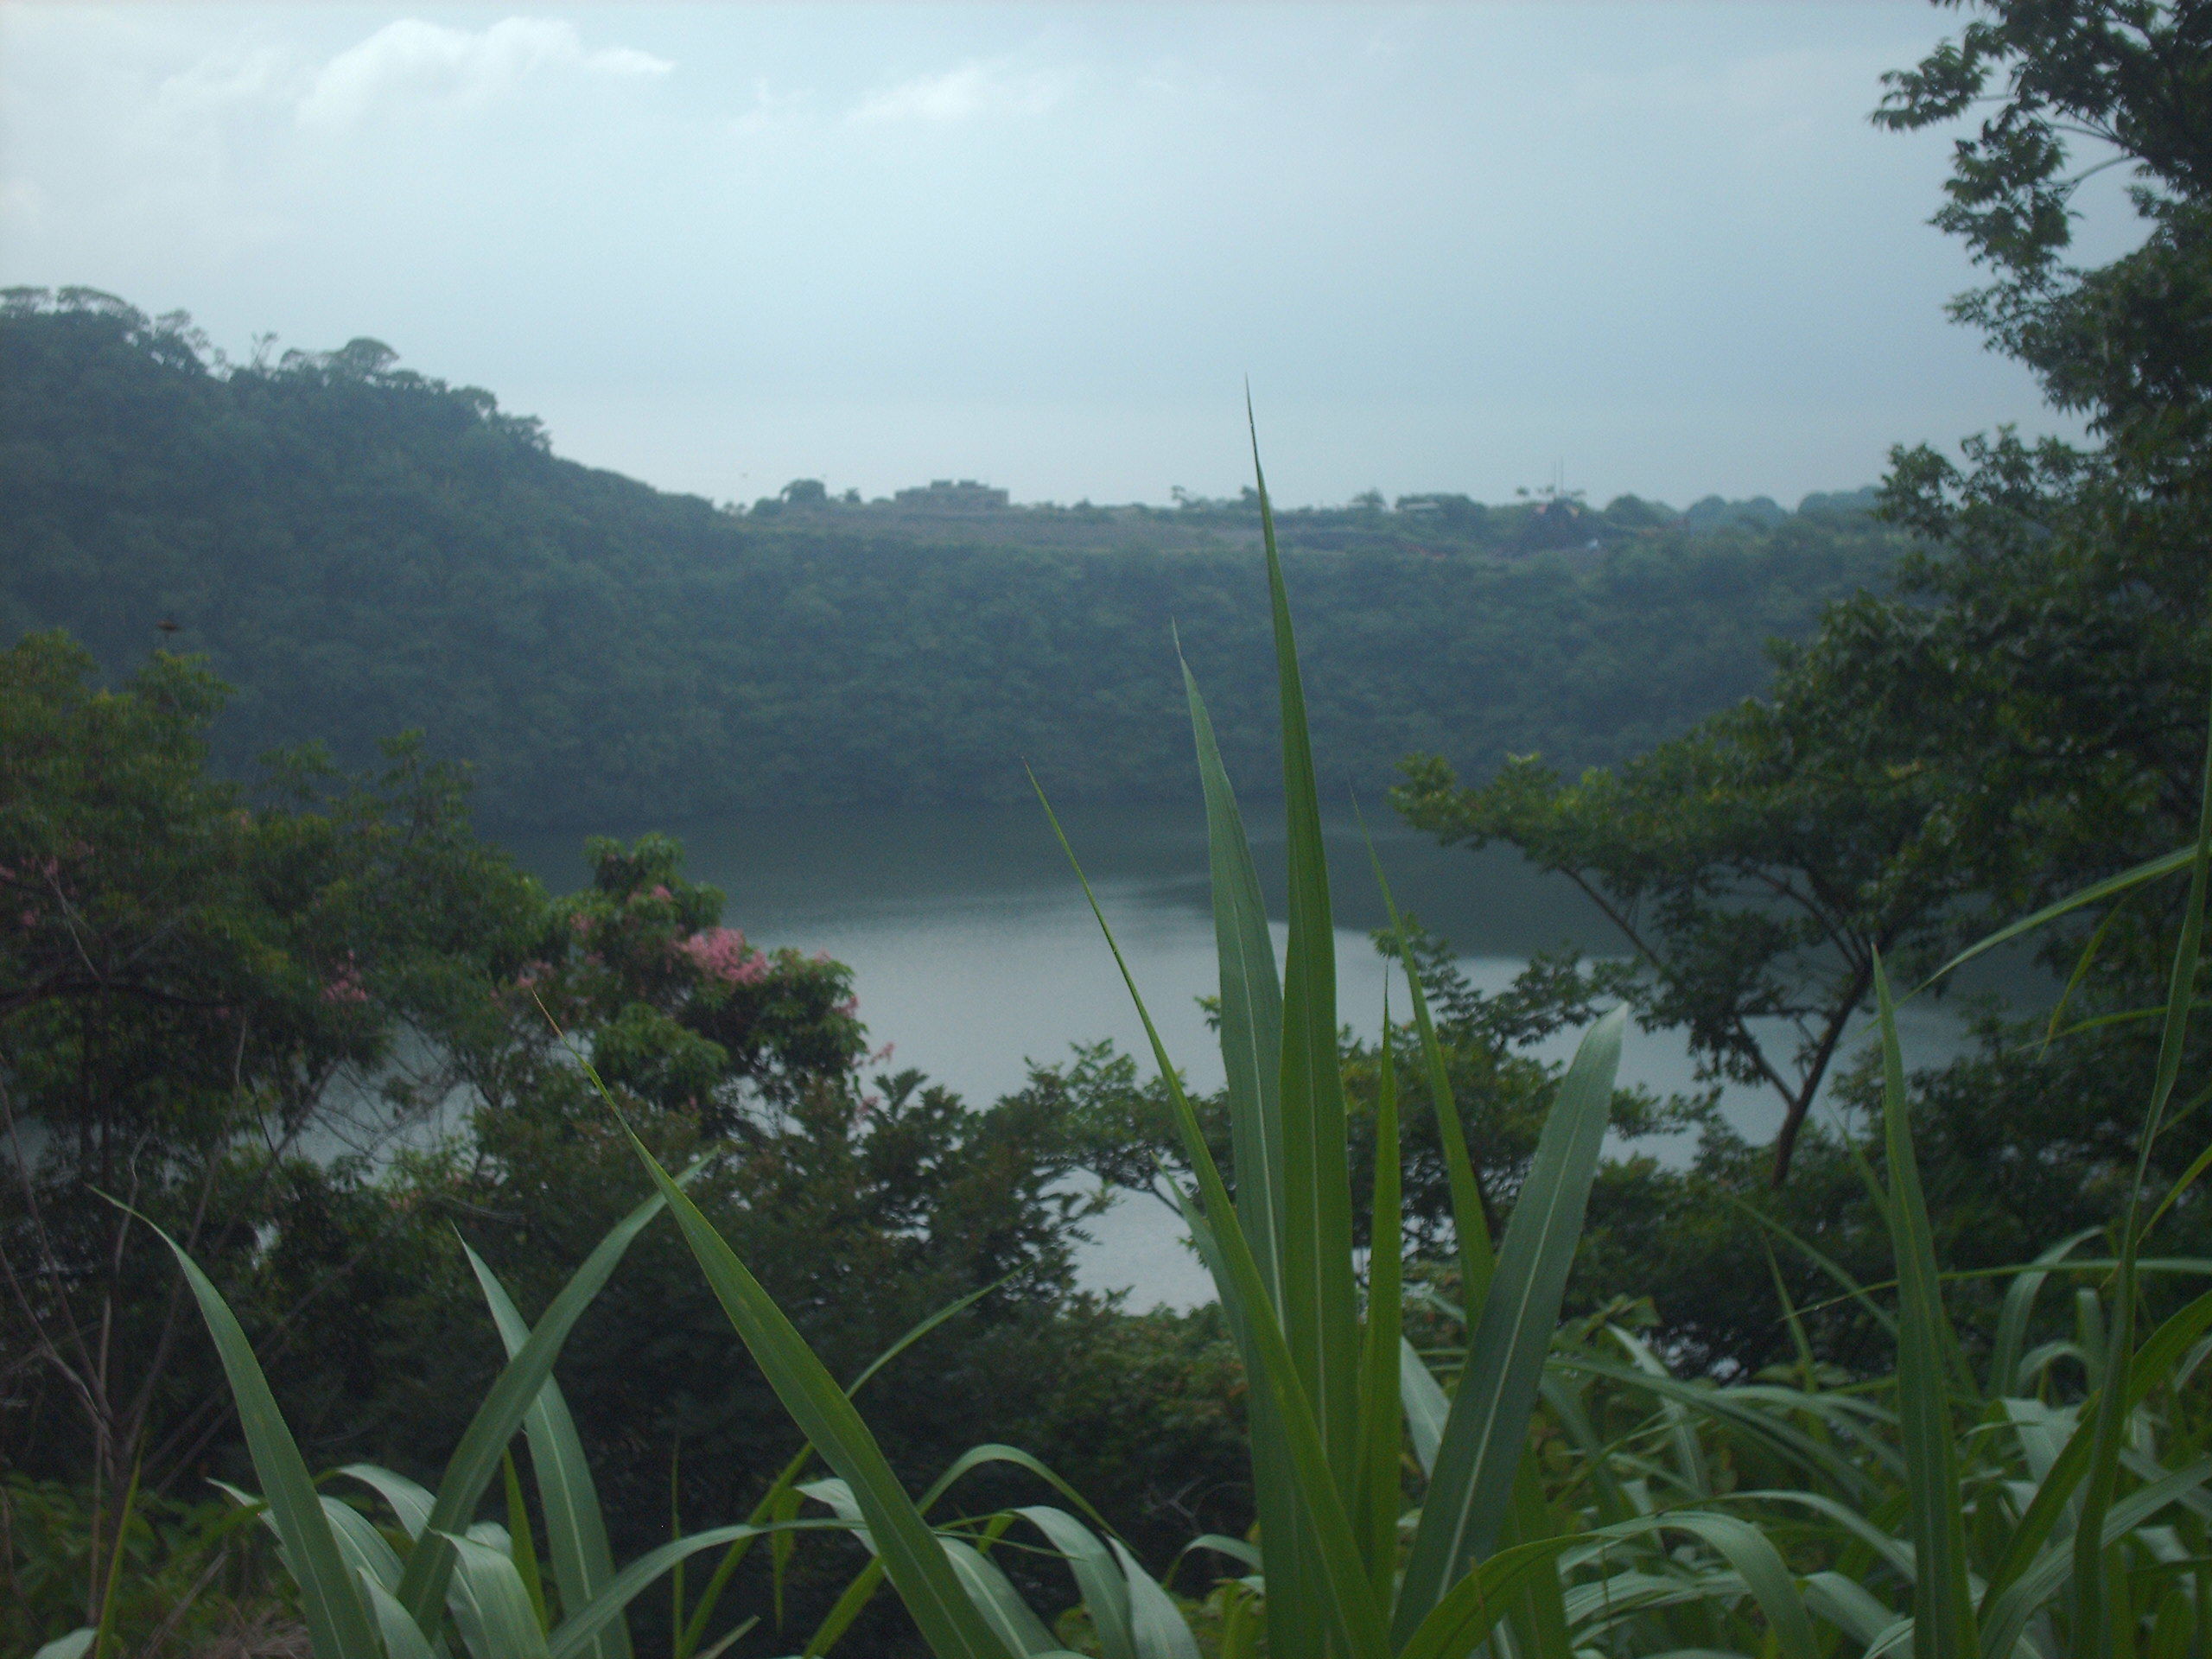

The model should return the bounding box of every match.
[3,3,2102,511]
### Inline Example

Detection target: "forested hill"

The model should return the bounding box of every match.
[2,289,1905,828]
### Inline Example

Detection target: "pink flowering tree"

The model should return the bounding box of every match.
[499,832,868,1139]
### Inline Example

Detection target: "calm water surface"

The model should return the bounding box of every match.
[505,804,1980,1307]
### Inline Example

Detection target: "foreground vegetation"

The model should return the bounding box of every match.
[9,0,2212,1654]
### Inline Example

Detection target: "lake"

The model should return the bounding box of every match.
[506,802,1985,1309]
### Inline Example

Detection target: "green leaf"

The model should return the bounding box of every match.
[1111,1539,1200,1659]
[1371,859,1496,1303]
[1872,951,1978,1654]
[1179,658,1286,1313]
[1178,658,1323,1659]
[618,1127,1016,1659]
[1249,413,1363,1513]
[139,1214,383,1659]
[1394,1006,1624,1639]
[443,1530,553,1659]
[394,1185,682,1632]
[360,1574,442,1659]
[335,1465,435,1541]
[1398,1338,1449,1478]
[547,1526,788,1659]
[1039,780,1388,1659]
[1011,1507,1135,1659]
[941,1539,1059,1657]
[1914,842,2196,994]
[466,1245,631,1659]
[1355,995,1404,1585]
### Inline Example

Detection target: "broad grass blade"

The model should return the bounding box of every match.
[1039,781,1387,1658]
[1179,658,1286,1313]
[1872,952,1978,1654]
[1110,1540,1201,1659]
[1990,1230,2102,1400]
[1371,862,1496,1301]
[1398,1338,1448,1478]
[394,1187,681,1631]
[678,1276,1008,1659]
[1012,1507,1135,1659]
[467,1249,626,1659]
[361,1574,440,1659]
[1245,415,1361,1527]
[940,1540,1058,1656]
[338,1465,435,1540]
[143,1217,383,1659]
[619,1128,1017,1659]
[444,1531,553,1659]
[2075,696,2212,1657]
[1179,656,1325,1659]
[1355,996,1404,1583]
[1394,1007,1624,1639]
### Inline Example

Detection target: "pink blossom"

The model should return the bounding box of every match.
[678,926,768,985]
[834,996,859,1018]
[869,1041,895,1065]
[650,885,672,901]
[19,910,35,929]
[570,913,590,934]
[321,959,368,1005]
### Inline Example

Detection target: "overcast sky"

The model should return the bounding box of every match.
[3,3,2077,508]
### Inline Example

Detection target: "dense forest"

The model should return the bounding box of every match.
[0,290,1899,827]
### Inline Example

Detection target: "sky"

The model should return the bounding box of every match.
[1,3,2082,509]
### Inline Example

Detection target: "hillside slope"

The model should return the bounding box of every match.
[1,289,1904,827]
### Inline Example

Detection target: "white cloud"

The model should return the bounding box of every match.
[848,60,1062,125]
[296,17,671,131]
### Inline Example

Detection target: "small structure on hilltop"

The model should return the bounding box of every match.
[894,479,1009,511]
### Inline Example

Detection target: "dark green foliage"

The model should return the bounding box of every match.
[0,289,1899,830]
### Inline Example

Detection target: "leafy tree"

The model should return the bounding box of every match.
[1397,0,2212,1368]
[0,631,542,1500]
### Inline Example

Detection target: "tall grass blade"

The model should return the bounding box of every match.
[1248,410,1362,1510]
[361,1574,440,1659]
[138,1214,383,1659]
[338,1465,435,1541]
[939,1541,1058,1656]
[1179,655,1325,1659]
[2075,691,2212,1658]
[677,1279,1007,1659]
[1990,1230,2102,1400]
[1179,658,1286,1313]
[444,1530,553,1659]
[1915,843,2196,993]
[1356,995,1404,1584]
[1110,1540,1201,1659]
[1012,1508,1135,1659]
[1872,951,1978,1654]
[1370,858,1496,1300]
[393,1186,683,1632]
[617,1128,1017,1659]
[1394,1007,1624,1640]
[501,1452,550,1631]
[466,1246,632,1659]
[1039,779,1387,1658]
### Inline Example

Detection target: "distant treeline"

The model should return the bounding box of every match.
[1,289,1905,828]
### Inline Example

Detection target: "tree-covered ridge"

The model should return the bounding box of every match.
[0,288,1902,829]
